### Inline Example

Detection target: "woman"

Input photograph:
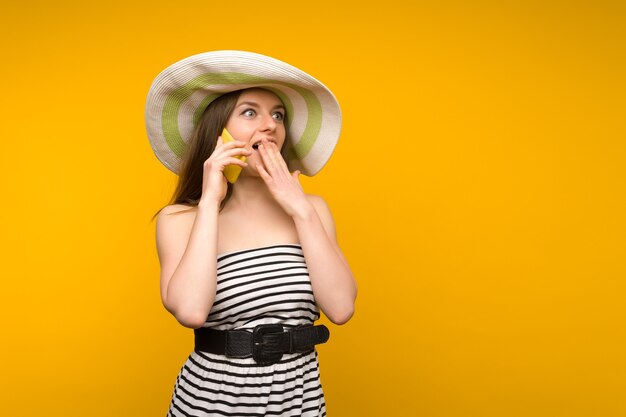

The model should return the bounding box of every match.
[145,51,357,416]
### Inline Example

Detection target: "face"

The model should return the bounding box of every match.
[224,88,286,175]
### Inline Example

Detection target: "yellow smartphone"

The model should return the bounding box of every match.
[221,128,246,184]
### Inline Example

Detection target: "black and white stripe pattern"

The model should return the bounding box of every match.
[167,244,326,416]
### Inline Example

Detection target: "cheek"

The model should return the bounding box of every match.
[224,123,252,142]
[278,125,287,145]
[224,120,241,134]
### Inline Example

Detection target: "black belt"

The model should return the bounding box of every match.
[194,324,330,365]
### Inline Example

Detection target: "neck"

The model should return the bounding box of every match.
[226,175,279,211]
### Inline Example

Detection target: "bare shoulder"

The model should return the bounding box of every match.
[306,194,330,212]
[305,194,337,239]
[156,204,197,244]
[158,203,198,218]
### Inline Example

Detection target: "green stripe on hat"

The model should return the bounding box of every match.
[192,93,222,126]
[287,84,322,160]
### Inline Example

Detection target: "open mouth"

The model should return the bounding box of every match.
[252,140,276,150]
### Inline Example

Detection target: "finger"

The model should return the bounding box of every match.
[291,170,301,180]
[216,137,246,150]
[214,136,225,152]
[256,163,273,183]
[258,140,281,174]
[219,147,253,159]
[213,143,247,159]
[264,139,282,165]
[266,140,290,172]
[256,142,272,171]
[223,157,249,168]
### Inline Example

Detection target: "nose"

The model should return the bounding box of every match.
[259,113,277,132]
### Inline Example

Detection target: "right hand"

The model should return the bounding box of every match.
[199,136,252,206]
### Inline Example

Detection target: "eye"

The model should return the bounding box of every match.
[272,111,285,121]
[242,109,256,117]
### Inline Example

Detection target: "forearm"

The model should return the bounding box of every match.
[293,205,357,324]
[166,201,219,328]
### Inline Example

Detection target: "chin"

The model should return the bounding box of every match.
[239,166,260,178]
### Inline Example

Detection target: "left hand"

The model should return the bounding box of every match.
[256,138,312,217]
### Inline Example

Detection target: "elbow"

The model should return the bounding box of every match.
[175,311,208,329]
[324,288,357,325]
[163,297,210,329]
[326,304,355,325]
[167,302,208,329]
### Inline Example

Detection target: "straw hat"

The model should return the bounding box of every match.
[145,50,342,176]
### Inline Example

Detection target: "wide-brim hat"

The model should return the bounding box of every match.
[145,50,342,176]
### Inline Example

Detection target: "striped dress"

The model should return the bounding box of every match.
[167,244,326,417]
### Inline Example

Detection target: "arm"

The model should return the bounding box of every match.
[156,202,220,329]
[293,195,357,324]
[255,139,357,324]
[156,137,251,329]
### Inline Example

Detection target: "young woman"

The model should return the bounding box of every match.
[146,51,357,416]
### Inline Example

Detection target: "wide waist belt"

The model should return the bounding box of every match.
[194,324,330,365]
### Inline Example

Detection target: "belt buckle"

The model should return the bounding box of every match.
[252,324,284,365]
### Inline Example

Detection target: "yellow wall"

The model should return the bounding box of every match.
[1,1,624,416]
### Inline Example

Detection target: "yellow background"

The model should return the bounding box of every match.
[1,1,625,416]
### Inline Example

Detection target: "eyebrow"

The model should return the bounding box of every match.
[236,101,285,110]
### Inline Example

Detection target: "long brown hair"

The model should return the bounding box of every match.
[150,89,244,222]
